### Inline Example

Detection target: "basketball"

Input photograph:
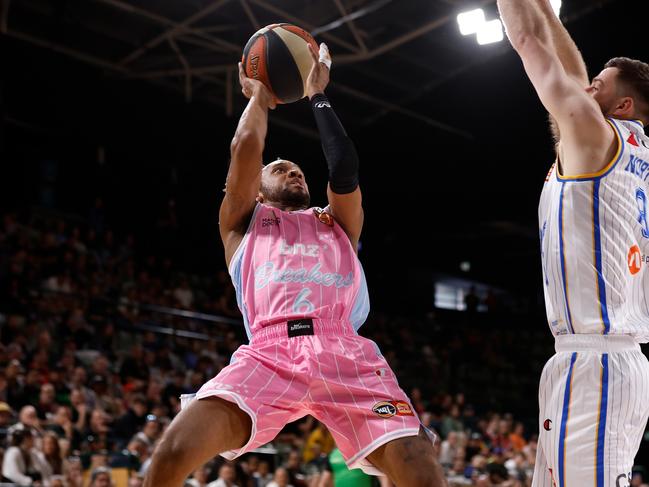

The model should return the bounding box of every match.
[242,23,319,104]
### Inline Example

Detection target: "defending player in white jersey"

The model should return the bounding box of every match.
[497,1,649,486]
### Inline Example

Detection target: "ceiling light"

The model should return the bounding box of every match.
[457,9,486,36]
[550,0,562,16]
[476,19,504,45]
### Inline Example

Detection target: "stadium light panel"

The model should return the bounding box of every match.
[551,0,562,16]
[476,19,504,45]
[457,8,486,36]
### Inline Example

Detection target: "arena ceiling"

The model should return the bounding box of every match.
[0,0,638,296]
[2,0,614,139]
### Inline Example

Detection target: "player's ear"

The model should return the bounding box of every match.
[613,96,634,118]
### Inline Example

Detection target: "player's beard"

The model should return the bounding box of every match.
[596,97,616,117]
[262,183,310,209]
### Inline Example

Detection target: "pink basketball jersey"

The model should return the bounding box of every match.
[228,203,370,338]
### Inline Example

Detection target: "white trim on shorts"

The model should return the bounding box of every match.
[554,334,640,353]
[187,389,259,460]
[346,427,421,476]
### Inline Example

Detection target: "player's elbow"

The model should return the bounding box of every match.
[508,31,534,54]
[508,24,549,57]
[230,130,263,160]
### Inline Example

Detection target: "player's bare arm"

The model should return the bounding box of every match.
[498,0,616,176]
[534,0,589,143]
[220,63,276,267]
[306,43,364,251]
[536,0,588,86]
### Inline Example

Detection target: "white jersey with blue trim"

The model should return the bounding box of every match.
[539,118,649,342]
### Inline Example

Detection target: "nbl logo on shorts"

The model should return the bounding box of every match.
[372,401,414,418]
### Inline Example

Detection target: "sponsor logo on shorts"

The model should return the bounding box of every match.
[372,401,414,418]
[287,319,314,337]
[543,419,552,431]
[616,472,631,487]
[394,401,414,416]
[372,402,397,418]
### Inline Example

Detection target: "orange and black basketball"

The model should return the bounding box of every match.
[242,23,319,104]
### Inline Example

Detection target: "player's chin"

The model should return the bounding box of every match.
[288,185,308,196]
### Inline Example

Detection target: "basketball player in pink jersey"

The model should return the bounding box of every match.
[498,1,649,486]
[143,44,446,487]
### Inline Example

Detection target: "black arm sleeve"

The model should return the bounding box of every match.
[311,93,359,194]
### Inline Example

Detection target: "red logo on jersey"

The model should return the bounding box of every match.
[314,208,334,227]
[628,245,642,275]
[628,133,640,147]
[545,163,556,182]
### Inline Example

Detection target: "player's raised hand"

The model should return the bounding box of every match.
[305,43,331,99]
[238,62,276,109]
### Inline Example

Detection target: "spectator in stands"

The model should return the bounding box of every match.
[40,431,64,479]
[302,422,334,464]
[267,467,292,487]
[209,463,238,487]
[89,466,113,487]
[476,462,515,487]
[69,388,90,433]
[631,471,649,487]
[504,452,530,484]
[1,428,46,485]
[508,422,526,453]
[3,359,25,405]
[440,431,462,469]
[283,450,307,487]
[442,404,464,438]
[113,394,148,443]
[83,409,112,452]
[490,418,513,455]
[409,387,428,414]
[36,383,58,421]
[68,366,96,407]
[0,401,14,431]
[47,405,82,452]
[129,472,145,487]
[173,278,194,309]
[186,464,211,487]
[253,461,273,487]
[50,475,66,487]
[8,405,43,439]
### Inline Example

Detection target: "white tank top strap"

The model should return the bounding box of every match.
[554,334,640,353]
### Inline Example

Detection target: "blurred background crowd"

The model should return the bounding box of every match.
[1,209,648,487]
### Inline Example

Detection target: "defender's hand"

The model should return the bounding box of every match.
[238,62,276,109]
[305,43,331,100]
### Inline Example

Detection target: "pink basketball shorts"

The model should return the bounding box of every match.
[188,319,422,475]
